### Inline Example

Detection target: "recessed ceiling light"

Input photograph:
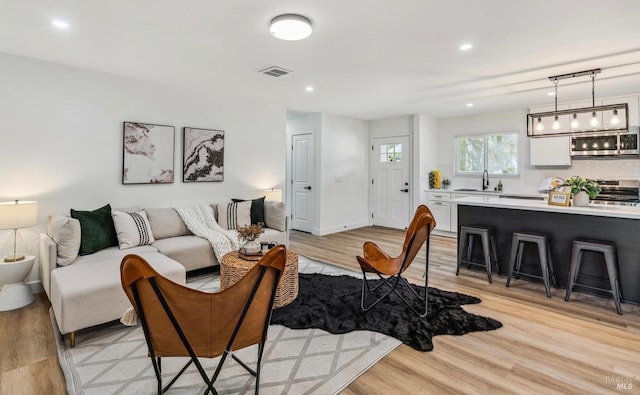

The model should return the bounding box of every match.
[547,91,556,96]
[466,103,474,107]
[51,20,70,29]
[270,14,312,41]
[305,86,314,92]
[459,43,473,51]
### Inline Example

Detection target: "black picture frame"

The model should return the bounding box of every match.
[183,127,225,182]
[122,122,175,184]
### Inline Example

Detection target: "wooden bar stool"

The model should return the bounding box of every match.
[506,232,557,298]
[457,225,499,283]
[564,239,623,315]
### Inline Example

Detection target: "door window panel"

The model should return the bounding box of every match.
[379,143,402,163]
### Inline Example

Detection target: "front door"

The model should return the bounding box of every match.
[371,136,411,229]
[291,133,314,232]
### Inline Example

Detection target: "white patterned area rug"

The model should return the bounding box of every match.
[52,256,401,395]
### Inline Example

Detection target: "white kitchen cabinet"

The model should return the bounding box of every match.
[427,191,450,202]
[530,136,571,166]
[429,200,451,232]
[529,103,572,166]
[427,191,451,232]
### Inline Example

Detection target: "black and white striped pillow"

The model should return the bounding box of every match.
[111,210,156,249]
[216,201,252,230]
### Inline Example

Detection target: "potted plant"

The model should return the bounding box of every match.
[563,176,601,206]
[237,222,265,254]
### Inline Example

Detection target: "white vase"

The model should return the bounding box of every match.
[241,240,261,254]
[572,191,590,207]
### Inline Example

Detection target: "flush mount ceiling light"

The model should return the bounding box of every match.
[527,68,629,138]
[270,14,312,41]
[51,19,70,29]
[459,43,473,51]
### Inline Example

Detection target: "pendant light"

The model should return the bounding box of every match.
[589,72,599,128]
[551,79,561,130]
[610,109,621,125]
[527,68,629,137]
[570,113,580,129]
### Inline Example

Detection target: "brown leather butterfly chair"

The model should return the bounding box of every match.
[120,245,286,395]
[357,205,436,317]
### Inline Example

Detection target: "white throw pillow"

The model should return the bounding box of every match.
[264,201,287,231]
[111,210,156,249]
[48,215,81,266]
[216,201,252,230]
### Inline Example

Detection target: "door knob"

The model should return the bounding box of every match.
[304,186,312,190]
[400,189,409,192]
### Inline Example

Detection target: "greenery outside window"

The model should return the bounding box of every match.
[455,132,519,176]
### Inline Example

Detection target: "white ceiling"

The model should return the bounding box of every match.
[2,0,640,120]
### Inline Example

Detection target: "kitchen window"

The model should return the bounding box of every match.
[455,132,519,176]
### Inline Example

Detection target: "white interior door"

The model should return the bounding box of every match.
[291,133,314,232]
[371,136,411,229]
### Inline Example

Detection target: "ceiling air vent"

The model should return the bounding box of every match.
[260,66,292,77]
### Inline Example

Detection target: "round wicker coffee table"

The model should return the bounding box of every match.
[220,250,299,308]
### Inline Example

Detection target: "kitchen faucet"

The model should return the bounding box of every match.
[482,169,489,190]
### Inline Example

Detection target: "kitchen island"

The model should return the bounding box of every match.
[455,196,640,304]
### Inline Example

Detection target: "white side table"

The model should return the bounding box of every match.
[0,255,35,311]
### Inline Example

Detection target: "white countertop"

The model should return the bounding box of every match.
[454,196,640,220]
[426,189,547,199]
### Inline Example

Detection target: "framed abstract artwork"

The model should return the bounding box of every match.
[183,127,225,182]
[122,122,175,184]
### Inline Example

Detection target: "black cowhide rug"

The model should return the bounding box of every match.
[271,273,502,351]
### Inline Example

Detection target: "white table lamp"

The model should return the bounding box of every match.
[0,200,38,262]
[264,188,283,202]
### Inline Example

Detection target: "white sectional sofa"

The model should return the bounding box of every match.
[40,202,288,346]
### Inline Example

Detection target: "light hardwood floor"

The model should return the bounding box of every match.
[1,227,639,394]
[289,227,640,395]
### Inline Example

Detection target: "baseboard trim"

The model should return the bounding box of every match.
[317,221,369,236]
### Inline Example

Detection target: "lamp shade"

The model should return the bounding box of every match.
[264,188,283,202]
[0,201,38,230]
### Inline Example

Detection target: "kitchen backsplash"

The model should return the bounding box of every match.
[434,159,640,193]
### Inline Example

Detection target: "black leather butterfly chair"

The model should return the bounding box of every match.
[120,245,286,394]
[356,205,436,317]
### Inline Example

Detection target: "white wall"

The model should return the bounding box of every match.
[437,109,531,191]
[416,115,438,204]
[317,114,369,235]
[0,53,286,287]
[437,109,640,193]
[285,111,320,226]
[368,115,418,210]
[368,116,414,138]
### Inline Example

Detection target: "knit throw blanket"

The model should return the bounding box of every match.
[173,205,238,261]
[121,204,238,327]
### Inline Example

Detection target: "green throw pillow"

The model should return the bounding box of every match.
[70,204,119,255]
[231,196,265,225]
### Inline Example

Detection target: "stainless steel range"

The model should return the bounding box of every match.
[591,179,640,206]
